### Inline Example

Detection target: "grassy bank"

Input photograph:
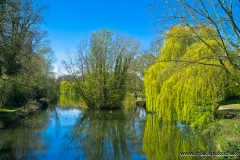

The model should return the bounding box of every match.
[0,100,48,129]
[201,119,240,159]
[123,93,146,110]
[0,107,22,129]
[201,100,240,159]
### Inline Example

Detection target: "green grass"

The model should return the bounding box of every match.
[123,93,136,110]
[0,106,24,114]
[0,108,17,113]
[137,94,145,100]
[199,99,240,159]
[127,92,146,100]
[218,98,240,111]
[201,119,240,159]
[219,104,240,110]
[220,104,240,109]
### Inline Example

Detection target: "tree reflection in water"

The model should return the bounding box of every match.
[0,111,51,159]
[0,100,214,159]
[59,94,84,107]
[66,107,147,160]
[143,114,214,160]
[0,141,17,160]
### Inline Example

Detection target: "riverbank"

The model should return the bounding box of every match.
[133,96,240,158]
[201,100,240,159]
[0,100,49,130]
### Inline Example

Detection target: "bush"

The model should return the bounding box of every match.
[201,120,240,159]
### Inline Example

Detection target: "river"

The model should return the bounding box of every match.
[0,96,214,159]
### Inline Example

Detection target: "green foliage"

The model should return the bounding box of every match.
[144,25,240,127]
[0,0,57,109]
[0,0,47,77]
[143,114,212,159]
[61,29,140,109]
[201,120,240,159]
[127,54,156,93]
[123,93,136,111]
[59,94,86,107]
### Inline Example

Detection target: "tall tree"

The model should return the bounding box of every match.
[144,25,240,127]
[61,29,140,109]
[0,0,57,107]
[0,0,47,76]
[127,53,156,93]
[151,0,240,89]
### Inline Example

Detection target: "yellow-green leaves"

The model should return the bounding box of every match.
[60,81,75,94]
[144,25,240,127]
[143,115,211,159]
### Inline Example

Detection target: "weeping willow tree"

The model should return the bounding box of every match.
[60,29,140,109]
[144,25,240,127]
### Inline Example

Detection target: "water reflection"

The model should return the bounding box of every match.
[59,94,83,107]
[0,110,50,159]
[143,114,213,160]
[0,97,214,159]
[64,108,146,160]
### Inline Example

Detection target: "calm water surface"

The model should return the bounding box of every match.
[0,98,213,159]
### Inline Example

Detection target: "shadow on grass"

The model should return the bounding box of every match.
[220,99,240,105]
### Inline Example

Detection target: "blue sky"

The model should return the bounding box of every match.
[42,0,156,72]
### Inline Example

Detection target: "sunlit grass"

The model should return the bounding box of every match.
[219,99,240,110]
[123,93,146,111]
[137,93,146,100]
[0,106,25,114]
[123,93,136,110]
[0,108,16,113]
[219,104,240,110]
